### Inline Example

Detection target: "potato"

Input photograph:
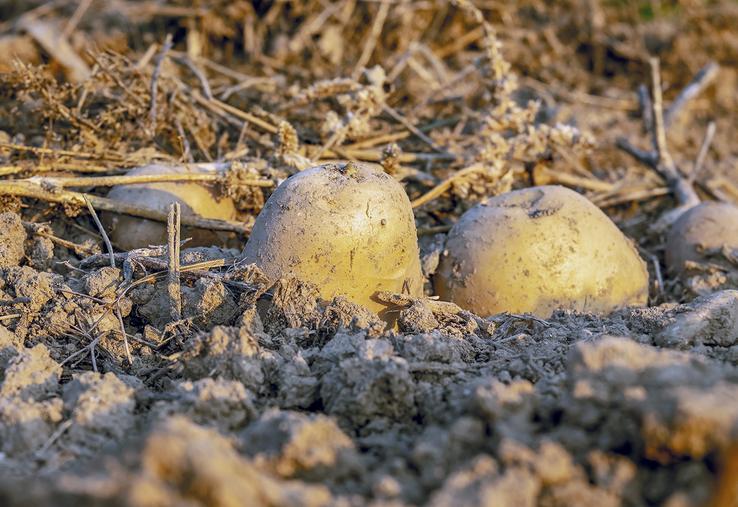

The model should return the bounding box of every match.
[665,201,738,274]
[103,164,238,251]
[241,162,423,322]
[434,185,649,318]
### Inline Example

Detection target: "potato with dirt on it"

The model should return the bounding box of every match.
[434,185,649,318]
[102,164,238,251]
[665,201,738,274]
[241,161,424,324]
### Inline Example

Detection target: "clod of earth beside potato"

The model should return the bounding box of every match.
[242,162,424,324]
[434,185,649,318]
[103,164,238,251]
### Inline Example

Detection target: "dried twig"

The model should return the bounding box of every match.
[172,54,213,100]
[83,196,133,366]
[61,0,93,39]
[0,180,249,234]
[23,221,96,255]
[0,142,123,161]
[25,172,272,188]
[664,61,719,127]
[411,163,486,208]
[83,196,115,268]
[382,105,447,153]
[35,419,73,457]
[417,224,452,236]
[149,34,174,130]
[191,91,278,134]
[19,17,91,83]
[166,203,182,322]
[616,58,701,230]
[690,121,716,183]
[353,1,391,79]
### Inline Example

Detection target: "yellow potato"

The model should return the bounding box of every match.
[242,162,423,323]
[665,201,738,274]
[103,164,238,251]
[434,185,649,318]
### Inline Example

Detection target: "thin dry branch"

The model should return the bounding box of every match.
[411,163,486,208]
[353,0,391,79]
[83,196,115,267]
[25,173,273,188]
[83,196,133,366]
[149,34,174,130]
[166,203,182,322]
[616,58,702,229]
[664,61,719,127]
[0,181,249,234]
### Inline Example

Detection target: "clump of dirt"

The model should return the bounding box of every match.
[0,212,26,268]
[0,343,63,460]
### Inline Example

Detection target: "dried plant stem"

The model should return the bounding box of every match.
[411,163,486,208]
[149,34,174,130]
[114,305,133,366]
[664,61,719,127]
[319,146,456,164]
[532,165,614,192]
[592,187,670,208]
[116,259,234,302]
[61,0,93,38]
[0,181,248,234]
[83,196,115,268]
[0,142,124,161]
[83,196,133,365]
[649,58,700,211]
[191,91,278,134]
[382,105,447,153]
[166,203,182,322]
[616,58,702,230]
[345,131,409,150]
[353,0,391,79]
[417,225,452,236]
[35,419,73,457]
[25,173,273,188]
[23,222,96,255]
[690,121,716,183]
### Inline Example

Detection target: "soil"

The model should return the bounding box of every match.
[0,1,738,506]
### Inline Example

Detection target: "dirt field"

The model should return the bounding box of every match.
[0,1,737,506]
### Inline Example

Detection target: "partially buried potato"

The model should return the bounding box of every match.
[665,201,738,274]
[241,162,424,322]
[435,185,649,318]
[103,164,238,251]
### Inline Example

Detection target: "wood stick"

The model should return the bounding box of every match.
[0,180,249,234]
[665,61,719,127]
[690,121,716,183]
[83,196,115,268]
[83,197,133,366]
[166,203,182,322]
[24,173,273,188]
[149,34,174,130]
[411,163,486,208]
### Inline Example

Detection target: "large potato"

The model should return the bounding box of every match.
[665,201,738,274]
[434,185,649,317]
[242,162,423,322]
[103,164,238,251]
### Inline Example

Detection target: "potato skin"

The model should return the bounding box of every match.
[665,202,738,274]
[103,164,237,251]
[242,162,423,321]
[434,185,649,318]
